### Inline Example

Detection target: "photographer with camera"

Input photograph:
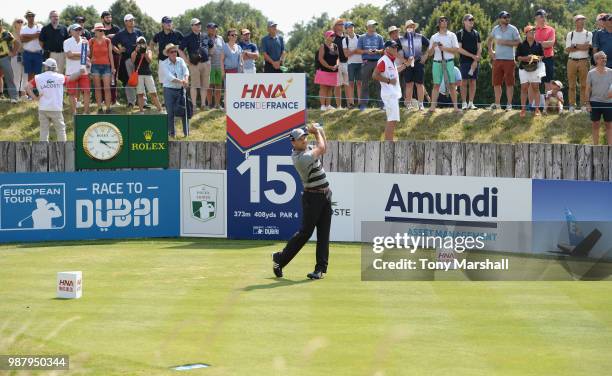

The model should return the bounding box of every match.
[179,18,213,111]
[131,36,163,114]
[0,19,18,103]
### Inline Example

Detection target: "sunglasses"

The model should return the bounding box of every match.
[439,19,448,23]
[16,20,24,23]
[229,34,237,37]
[168,50,177,54]
[501,16,510,19]
[467,18,475,22]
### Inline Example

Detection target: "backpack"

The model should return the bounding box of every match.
[570,31,594,63]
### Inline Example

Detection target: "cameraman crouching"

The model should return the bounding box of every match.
[179,18,213,111]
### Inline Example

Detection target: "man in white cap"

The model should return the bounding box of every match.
[178,18,213,110]
[355,20,384,110]
[63,23,90,114]
[566,14,592,112]
[373,40,407,140]
[112,14,144,109]
[25,58,85,141]
[272,123,332,280]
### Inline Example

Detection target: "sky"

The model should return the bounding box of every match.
[5,0,388,35]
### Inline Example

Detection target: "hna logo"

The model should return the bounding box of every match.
[385,184,498,217]
[59,279,73,287]
[241,78,293,99]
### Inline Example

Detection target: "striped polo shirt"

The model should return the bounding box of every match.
[292,146,329,190]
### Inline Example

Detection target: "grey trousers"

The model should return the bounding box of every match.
[39,110,67,142]
[124,58,137,105]
[359,60,380,107]
[0,56,18,100]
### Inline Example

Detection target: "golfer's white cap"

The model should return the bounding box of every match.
[289,128,308,140]
[366,19,378,27]
[124,14,135,22]
[42,58,57,68]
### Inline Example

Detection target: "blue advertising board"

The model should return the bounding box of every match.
[226,73,307,240]
[0,170,180,243]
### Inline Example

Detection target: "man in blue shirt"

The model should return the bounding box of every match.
[355,20,384,110]
[112,14,143,108]
[261,21,285,73]
[239,29,259,73]
[593,14,612,68]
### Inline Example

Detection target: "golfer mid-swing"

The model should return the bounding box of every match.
[272,123,332,280]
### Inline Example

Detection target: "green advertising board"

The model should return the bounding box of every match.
[75,115,168,169]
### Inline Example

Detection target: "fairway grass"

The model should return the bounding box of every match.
[1,239,612,375]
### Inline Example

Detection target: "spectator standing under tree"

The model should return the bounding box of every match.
[100,11,120,105]
[516,25,544,117]
[112,14,143,109]
[221,28,243,79]
[355,19,384,111]
[239,29,258,74]
[592,14,607,66]
[159,43,189,138]
[152,17,183,82]
[332,19,348,109]
[25,58,85,142]
[534,9,556,94]
[565,14,592,112]
[586,51,612,145]
[179,18,212,111]
[427,16,460,113]
[261,21,285,73]
[21,10,43,80]
[457,14,481,110]
[63,24,90,115]
[593,14,612,69]
[0,20,18,103]
[342,21,361,108]
[39,11,68,74]
[10,18,28,99]
[131,36,163,114]
[488,11,521,111]
[387,25,400,45]
[315,30,339,111]
[207,23,225,109]
[89,23,114,114]
[373,40,407,141]
[74,16,92,40]
[399,20,429,111]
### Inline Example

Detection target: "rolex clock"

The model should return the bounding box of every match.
[82,122,124,161]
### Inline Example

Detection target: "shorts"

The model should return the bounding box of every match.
[314,69,338,86]
[590,101,612,122]
[492,60,516,86]
[519,69,542,84]
[66,74,90,95]
[403,61,425,84]
[382,95,400,122]
[432,60,456,85]
[337,63,349,86]
[542,57,554,83]
[22,50,43,74]
[137,75,156,94]
[91,64,111,76]
[188,61,210,89]
[460,61,479,80]
[210,67,222,85]
[348,63,361,82]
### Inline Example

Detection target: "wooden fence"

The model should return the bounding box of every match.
[0,140,609,181]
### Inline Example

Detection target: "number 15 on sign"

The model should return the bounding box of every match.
[236,155,296,204]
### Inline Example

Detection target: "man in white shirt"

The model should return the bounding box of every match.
[342,21,361,108]
[63,24,90,114]
[20,10,44,80]
[25,58,84,141]
[566,14,593,112]
[373,40,407,141]
[426,16,460,112]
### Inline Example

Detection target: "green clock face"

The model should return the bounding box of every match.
[82,122,124,161]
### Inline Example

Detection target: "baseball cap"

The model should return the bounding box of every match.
[523,25,536,33]
[74,16,85,23]
[207,22,218,28]
[241,28,251,35]
[387,25,399,33]
[366,20,377,27]
[289,128,308,141]
[124,14,135,22]
[267,21,277,27]
[69,23,82,32]
[161,16,172,24]
[24,10,35,17]
[463,14,475,21]
[535,9,547,17]
[344,21,354,28]
[551,80,563,89]
[190,18,201,26]
[383,40,400,49]
[42,58,57,68]
[324,30,334,38]
[573,15,586,22]
[93,23,104,31]
[136,36,146,43]
[101,11,111,18]
[498,11,510,18]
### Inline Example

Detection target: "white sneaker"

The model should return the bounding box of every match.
[418,102,425,111]
[326,105,336,111]
[336,106,344,110]
[505,104,512,111]
[320,105,326,111]
[568,105,575,113]
[469,102,477,110]
[10,99,18,104]
[461,102,468,110]
[580,106,587,112]
[489,103,500,110]
[76,101,83,109]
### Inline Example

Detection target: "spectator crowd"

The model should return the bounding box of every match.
[0,9,611,143]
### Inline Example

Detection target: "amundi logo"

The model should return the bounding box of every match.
[385,184,498,217]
